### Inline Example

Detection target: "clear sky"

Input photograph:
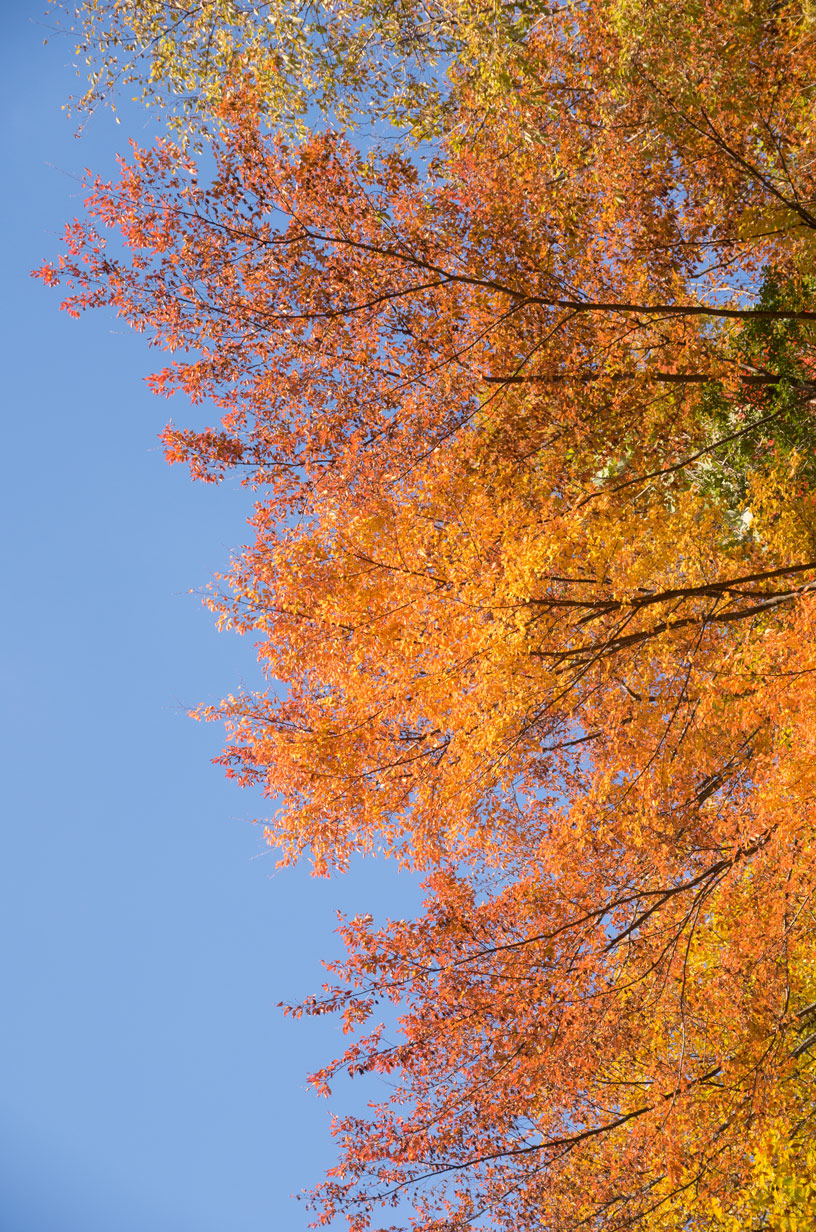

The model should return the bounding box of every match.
[1,6,420,1229]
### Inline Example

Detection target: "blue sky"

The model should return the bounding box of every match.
[1,6,420,1229]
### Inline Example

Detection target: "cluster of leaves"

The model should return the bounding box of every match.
[49,0,540,140]
[39,1,816,1228]
[694,276,816,527]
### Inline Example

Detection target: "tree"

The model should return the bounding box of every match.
[37,2,816,1226]
[49,0,536,140]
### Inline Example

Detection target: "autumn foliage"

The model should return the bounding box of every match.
[39,1,816,1227]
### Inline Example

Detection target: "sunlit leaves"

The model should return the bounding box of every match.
[36,1,816,1226]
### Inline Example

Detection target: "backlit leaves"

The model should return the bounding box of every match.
[38,2,816,1227]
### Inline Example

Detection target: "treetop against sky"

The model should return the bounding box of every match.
[33,1,816,1228]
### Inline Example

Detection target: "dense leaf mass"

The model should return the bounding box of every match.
[40,1,816,1227]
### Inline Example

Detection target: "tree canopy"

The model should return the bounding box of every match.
[39,1,816,1227]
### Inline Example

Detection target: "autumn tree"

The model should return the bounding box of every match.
[49,0,536,140]
[38,0,816,1227]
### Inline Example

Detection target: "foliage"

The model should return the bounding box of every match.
[691,276,816,528]
[37,0,816,1227]
[49,0,539,140]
